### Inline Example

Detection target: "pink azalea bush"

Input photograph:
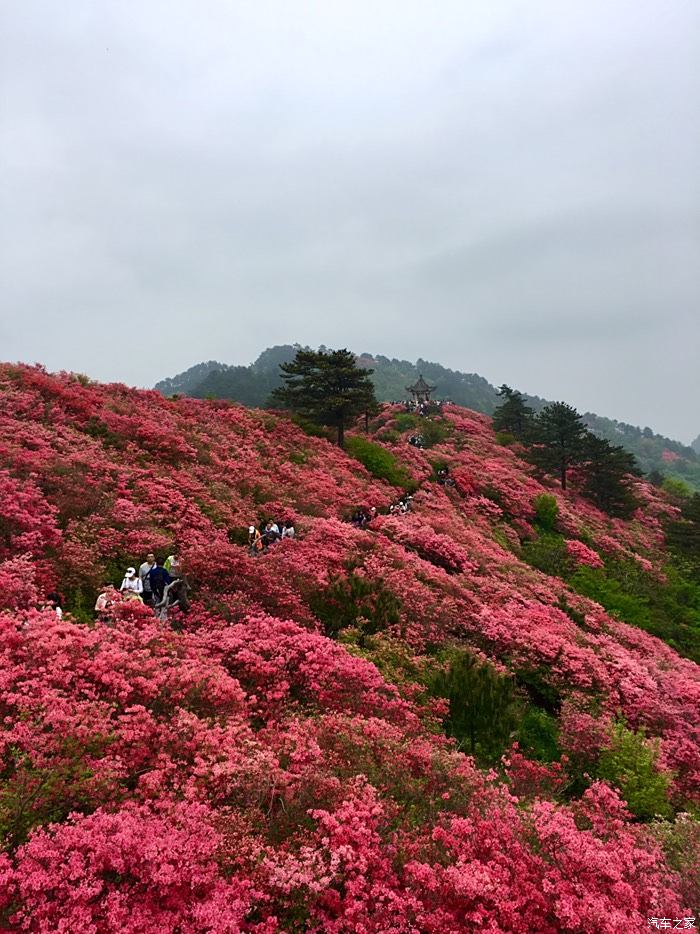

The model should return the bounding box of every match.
[0,363,697,930]
[565,539,605,569]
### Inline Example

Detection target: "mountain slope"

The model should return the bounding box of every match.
[0,362,698,930]
[157,346,700,489]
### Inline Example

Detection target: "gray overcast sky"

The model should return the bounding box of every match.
[1,1,699,441]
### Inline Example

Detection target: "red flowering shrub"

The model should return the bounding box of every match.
[565,539,605,569]
[0,555,38,611]
[0,363,697,929]
[374,514,479,575]
[0,800,271,933]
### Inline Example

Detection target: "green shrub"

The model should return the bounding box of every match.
[596,720,673,820]
[533,493,559,532]
[495,431,516,446]
[662,476,693,500]
[521,532,569,578]
[394,413,451,448]
[394,413,418,432]
[570,565,650,627]
[81,417,124,449]
[309,573,402,643]
[427,649,521,762]
[347,633,427,696]
[291,414,333,440]
[419,418,452,448]
[555,595,586,627]
[344,435,416,490]
[227,526,250,546]
[430,459,450,479]
[570,561,700,664]
[515,708,561,762]
[62,586,97,625]
[491,527,513,552]
[482,486,505,507]
[651,814,700,910]
[0,734,112,848]
[514,666,563,714]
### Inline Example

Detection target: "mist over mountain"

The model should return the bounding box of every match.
[156,346,700,490]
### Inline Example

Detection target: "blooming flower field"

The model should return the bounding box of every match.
[0,364,697,932]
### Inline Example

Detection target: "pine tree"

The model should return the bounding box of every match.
[581,434,639,517]
[429,650,520,760]
[271,348,377,448]
[667,493,700,565]
[492,385,534,440]
[527,402,588,491]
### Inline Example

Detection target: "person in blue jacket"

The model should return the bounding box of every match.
[148,557,172,604]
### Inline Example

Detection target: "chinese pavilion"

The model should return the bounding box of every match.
[405,374,436,404]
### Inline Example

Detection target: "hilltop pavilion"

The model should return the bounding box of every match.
[406,375,436,404]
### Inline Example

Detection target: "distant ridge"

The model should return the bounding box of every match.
[155,345,700,489]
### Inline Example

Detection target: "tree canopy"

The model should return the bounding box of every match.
[527,402,589,491]
[271,348,378,448]
[581,434,639,517]
[492,385,534,440]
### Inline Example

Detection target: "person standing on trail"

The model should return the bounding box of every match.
[120,567,144,600]
[263,521,280,547]
[281,520,296,540]
[165,552,181,577]
[148,557,172,604]
[155,575,191,627]
[139,552,156,605]
[248,525,263,555]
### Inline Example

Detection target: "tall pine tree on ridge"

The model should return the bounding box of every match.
[271,348,378,448]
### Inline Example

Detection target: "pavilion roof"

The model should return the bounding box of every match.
[405,374,436,392]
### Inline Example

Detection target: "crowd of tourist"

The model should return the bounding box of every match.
[40,479,423,630]
[41,404,443,627]
[389,493,413,514]
[350,506,378,528]
[248,519,296,555]
[436,465,455,487]
[349,493,413,528]
[404,399,449,416]
[91,550,191,628]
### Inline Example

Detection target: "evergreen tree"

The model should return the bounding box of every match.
[271,348,377,448]
[492,385,534,440]
[647,469,665,488]
[428,650,521,761]
[527,402,588,491]
[667,493,700,565]
[581,434,639,517]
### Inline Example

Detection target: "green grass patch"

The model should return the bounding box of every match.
[521,531,570,577]
[344,435,416,491]
[570,560,700,663]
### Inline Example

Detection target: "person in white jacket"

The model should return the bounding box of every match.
[120,567,143,601]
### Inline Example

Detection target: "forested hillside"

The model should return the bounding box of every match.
[1,363,698,931]
[156,346,700,489]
